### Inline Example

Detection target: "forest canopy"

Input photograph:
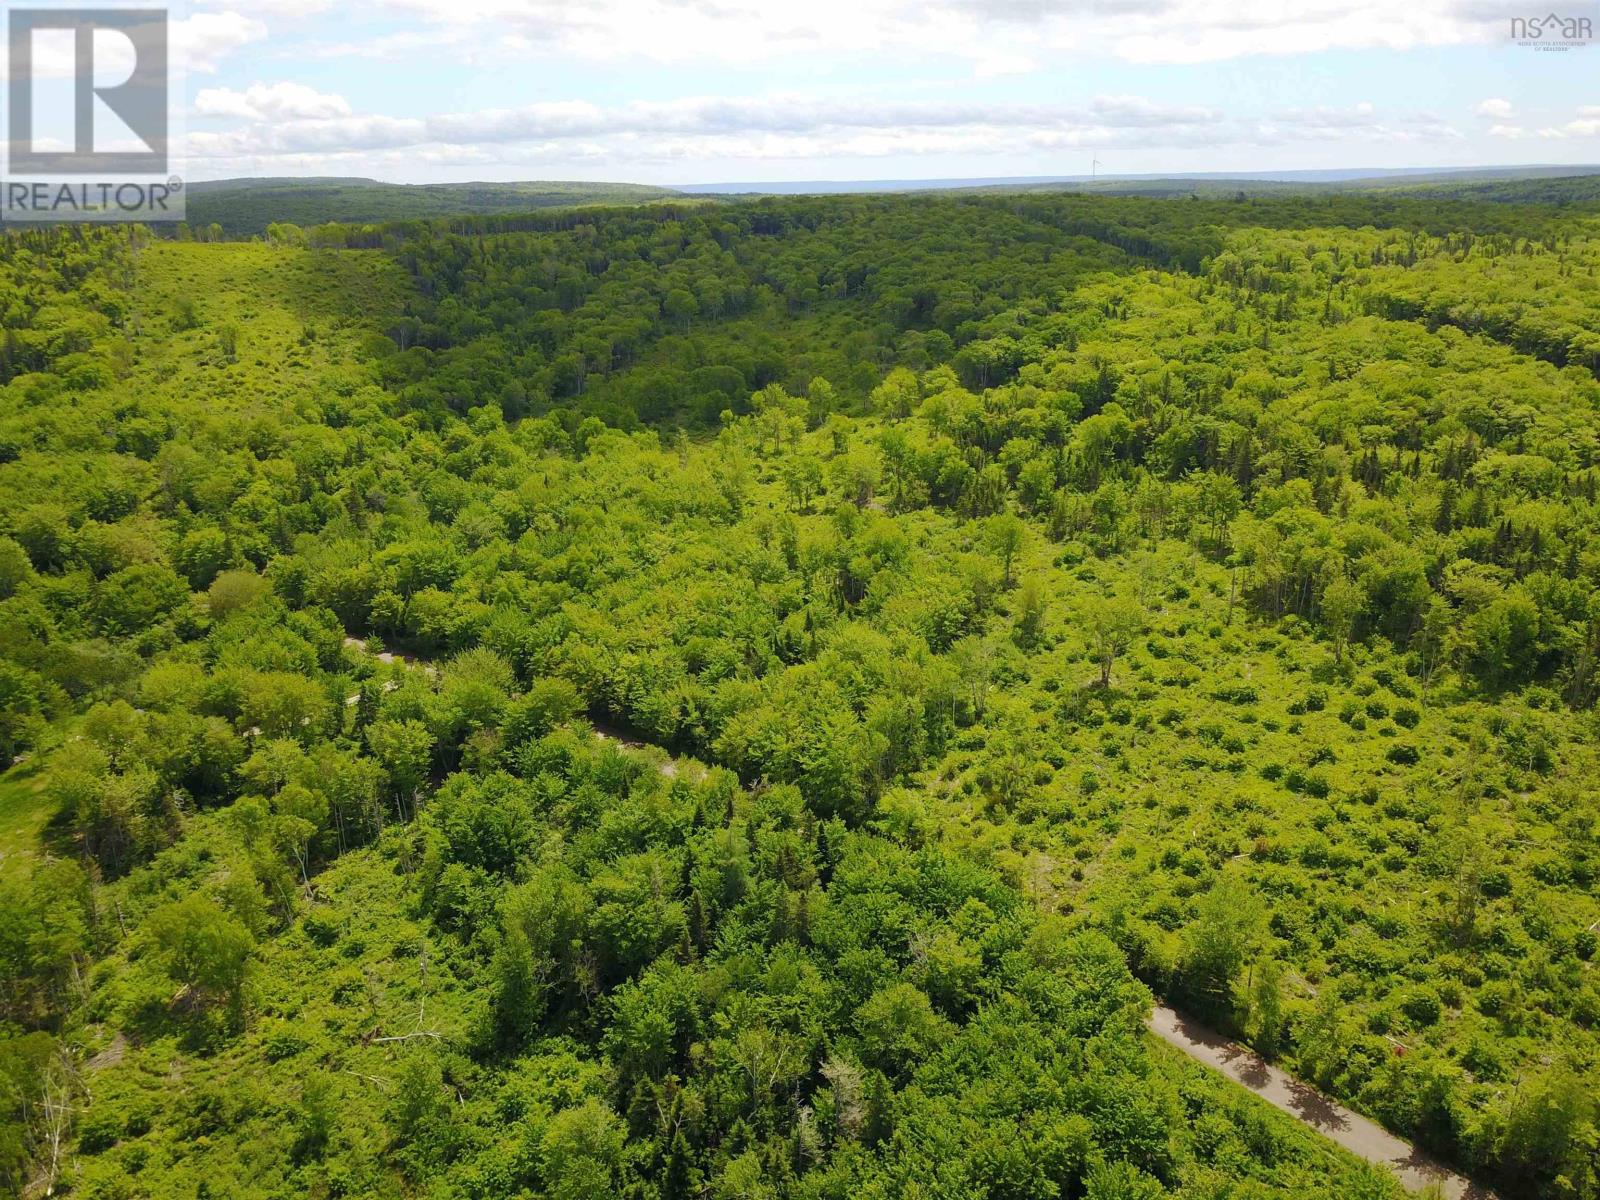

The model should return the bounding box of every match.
[1,189,1598,1199]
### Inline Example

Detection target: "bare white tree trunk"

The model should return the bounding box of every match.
[31,1046,80,1197]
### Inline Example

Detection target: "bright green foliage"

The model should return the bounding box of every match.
[185,178,685,237]
[2,193,1599,1199]
[144,894,254,1010]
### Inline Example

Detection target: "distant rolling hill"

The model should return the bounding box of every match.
[678,164,1600,198]
[1387,171,1600,204]
[183,178,687,236]
[935,165,1600,203]
[181,165,1600,238]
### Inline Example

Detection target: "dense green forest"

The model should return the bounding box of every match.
[179,171,1600,242]
[1,189,1598,1200]
[987,170,1600,205]
[1391,173,1600,206]
[183,179,688,240]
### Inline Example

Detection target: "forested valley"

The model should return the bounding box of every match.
[1,190,1598,1200]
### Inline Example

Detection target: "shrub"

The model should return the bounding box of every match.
[1399,988,1441,1026]
[78,1108,122,1154]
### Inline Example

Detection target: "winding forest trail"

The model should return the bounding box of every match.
[1148,1006,1496,1199]
[341,636,1496,1199]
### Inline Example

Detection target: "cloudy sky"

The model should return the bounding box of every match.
[165,0,1600,183]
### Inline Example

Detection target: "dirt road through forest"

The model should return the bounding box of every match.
[1148,1006,1496,1198]
[340,634,1498,1199]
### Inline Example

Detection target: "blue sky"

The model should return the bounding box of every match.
[171,0,1600,183]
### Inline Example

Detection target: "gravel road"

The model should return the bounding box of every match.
[1148,1006,1497,1199]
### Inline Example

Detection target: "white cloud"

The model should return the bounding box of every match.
[1252,102,1459,145]
[7,10,262,78]
[154,0,1600,182]
[195,82,352,120]
[196,0,332,14]
[296,0,1512,68]
[190,114,424,157]
[184,91,1470,174]
[191,93,1225,160]
[175,12,269,73]
[1272,101,1379,128]
[1088,94,1220,126]
[304,29,466,62]
[424,95,1221,143]
[1522,108,1600,140]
